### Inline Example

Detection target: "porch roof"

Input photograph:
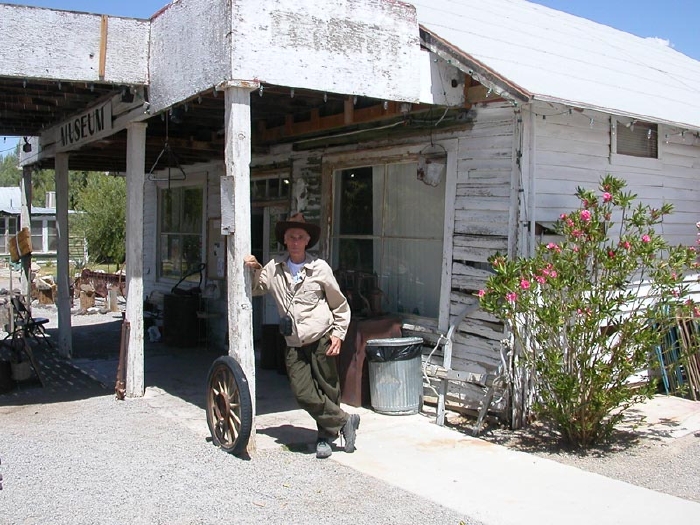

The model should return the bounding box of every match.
[2,0,699,174]
[415,0,700,130]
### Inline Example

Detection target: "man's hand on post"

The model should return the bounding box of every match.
[243,255,262,269]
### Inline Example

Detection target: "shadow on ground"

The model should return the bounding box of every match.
[1,316,298,420]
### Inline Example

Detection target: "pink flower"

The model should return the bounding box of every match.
[621,241,631,250]
[572,245,579,252]
[671,272,678,280]
[549,271,558,278]
[580,209,592,222]
[672,289,680,298]
[608,250,615,258]
[572,229,582,238]
[546,242,557,250]
[560,213,568,220]
[477,289,485,298]
[582,199,589,208]
[641,234,651,243]
[566,219,574,228]
[535,275,546,284]
[602,192,612,203]
[506,292,517,303]
[520,279,531,290]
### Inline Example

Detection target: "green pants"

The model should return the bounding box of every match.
[286,332,349,439]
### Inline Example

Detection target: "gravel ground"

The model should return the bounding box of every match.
[0,300,478,525]
[0,395,478,525]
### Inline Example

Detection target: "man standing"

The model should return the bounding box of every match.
[244,213,360,459]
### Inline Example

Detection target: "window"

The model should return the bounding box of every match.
[158,186,204,280]
[0,216,17,254]
[46,220,57,252]
[615,119,658,158]
[332,162,445,318]
[30,218,56,253]
[250,172,291,201]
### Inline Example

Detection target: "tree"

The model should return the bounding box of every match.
[0,147,21,186]
[73,174,126,266]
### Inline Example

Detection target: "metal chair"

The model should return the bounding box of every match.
[7,296,54,350]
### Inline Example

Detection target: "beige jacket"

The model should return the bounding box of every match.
[251,254,350,347]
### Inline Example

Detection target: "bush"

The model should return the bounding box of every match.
[478,175,699,447]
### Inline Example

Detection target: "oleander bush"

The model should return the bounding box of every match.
[478,175,699,447]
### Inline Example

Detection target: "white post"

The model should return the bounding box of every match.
[20,166,32,301]
[125,122,147,397]
[54,153,72,358]
[222,84,257,453]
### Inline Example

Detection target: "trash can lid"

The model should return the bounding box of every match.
[366,336,423,347]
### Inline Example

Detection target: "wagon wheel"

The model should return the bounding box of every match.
[206,356,253,456]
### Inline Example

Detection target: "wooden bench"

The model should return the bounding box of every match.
[406,305,509,436]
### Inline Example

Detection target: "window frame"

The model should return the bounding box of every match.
[611,118,663,169]
[30,216,56,254]
[324,141,456,330]
[156,182,205,283]
[0,216,17,254]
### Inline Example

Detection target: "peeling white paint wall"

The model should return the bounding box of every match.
[0,5,149,84]
[230,0,422,102]
[148,0,232,113]
[418,51,466,106]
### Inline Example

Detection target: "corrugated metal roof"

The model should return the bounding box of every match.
[414,0,700,130]
[0,187,22,214]
[0,187,55,215]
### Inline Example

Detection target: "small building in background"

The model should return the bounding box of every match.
[0,187,85,265]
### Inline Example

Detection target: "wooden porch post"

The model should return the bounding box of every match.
[125,122,147,397]
[20,166,32,301]
[222,83,257,452]
[54,153,72,358]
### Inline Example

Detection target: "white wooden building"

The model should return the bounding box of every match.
[2,0,699,438]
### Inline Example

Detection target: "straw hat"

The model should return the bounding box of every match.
[275,212,320,248]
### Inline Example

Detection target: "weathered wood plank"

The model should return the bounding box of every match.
[454,196,510,211]
[454,209,510,223]
[455,184,511,198]
[454,220,510,237]
[456,170,511,185]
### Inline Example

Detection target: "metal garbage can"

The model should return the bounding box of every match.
[365,337,423,415]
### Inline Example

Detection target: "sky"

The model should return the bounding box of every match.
[2,0,699,156]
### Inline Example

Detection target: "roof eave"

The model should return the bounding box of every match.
[533,94,700,133]
[419,26,531,104]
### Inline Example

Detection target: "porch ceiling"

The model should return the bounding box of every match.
[0,77,444,173]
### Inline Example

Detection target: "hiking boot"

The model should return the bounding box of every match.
[315,438,332,459]
[341,414,360,453]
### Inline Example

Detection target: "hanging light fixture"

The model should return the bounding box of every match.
[417,142,447,187]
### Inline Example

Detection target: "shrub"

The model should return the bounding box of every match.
[478,175,699,447]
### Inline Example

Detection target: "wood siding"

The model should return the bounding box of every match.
[446,103,517,412]
[533,103,700,248]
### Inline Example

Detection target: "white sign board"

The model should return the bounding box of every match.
[56,101,113,152]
